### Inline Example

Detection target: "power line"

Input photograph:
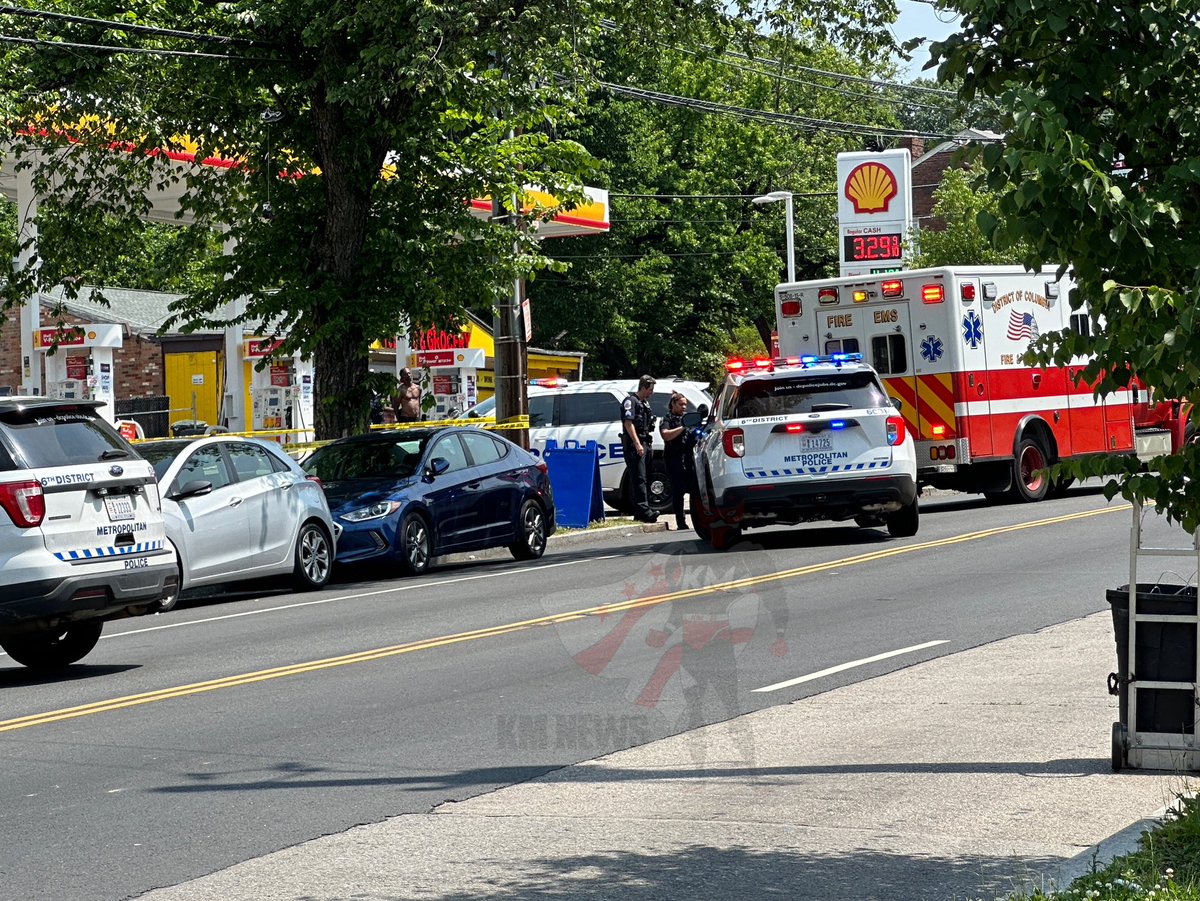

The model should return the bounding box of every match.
[0,5,267,46]
[0,32,277,61]
[598,80,959,140]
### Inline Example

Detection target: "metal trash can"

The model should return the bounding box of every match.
[1106,583,1197,737]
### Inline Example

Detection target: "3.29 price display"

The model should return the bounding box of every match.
[843,233,903,262]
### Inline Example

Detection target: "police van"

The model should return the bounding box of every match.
[464,378,712,513]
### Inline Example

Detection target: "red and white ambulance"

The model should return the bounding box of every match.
[773,265,1177,501]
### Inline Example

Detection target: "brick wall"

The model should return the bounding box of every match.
[0,304,164,397]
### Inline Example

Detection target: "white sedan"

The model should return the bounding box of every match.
[140,436,337,608]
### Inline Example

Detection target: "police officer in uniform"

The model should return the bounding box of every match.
[621,374,658,522]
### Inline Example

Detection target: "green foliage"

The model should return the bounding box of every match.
[1006,794,1200,900]
[910,163,1030,267]
[0,0,902,437]
[531,24,904,380]
[932,1,1200,531]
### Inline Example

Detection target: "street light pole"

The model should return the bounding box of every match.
[752,190,795,284]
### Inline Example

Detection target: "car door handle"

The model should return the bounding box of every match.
[280,481,292,490]
[467,481,481,489]
[229,496,244,507]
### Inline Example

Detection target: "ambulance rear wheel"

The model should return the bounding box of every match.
[1012,437,1050,502]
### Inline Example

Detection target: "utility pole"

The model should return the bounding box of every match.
[491,130,530,449]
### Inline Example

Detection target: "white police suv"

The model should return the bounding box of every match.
[0,397,178,671]
[690,354,919,549]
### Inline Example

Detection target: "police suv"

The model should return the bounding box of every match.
[0,397,178,671]
[691,354,919,549]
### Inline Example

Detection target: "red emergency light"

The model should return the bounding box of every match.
[961,283,976,302]
[921,284,945,304]
[881,280,903,298]
[780,299,801,316]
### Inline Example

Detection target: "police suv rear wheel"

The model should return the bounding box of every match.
[0,622,104,672]
[709,521,740,551]
[648,459,671,514]
[885,496,919,538]
[690,493,713,541]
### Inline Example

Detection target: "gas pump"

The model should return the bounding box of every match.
[35,324,123,424]
[244,337,315,440]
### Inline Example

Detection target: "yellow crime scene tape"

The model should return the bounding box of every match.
[132,416,530,457]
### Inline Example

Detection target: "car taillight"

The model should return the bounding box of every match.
[722,428,745,458]
[305,475,324,490]
[0,480,45,528]
[537,460,549,475]
[886,416,906,446]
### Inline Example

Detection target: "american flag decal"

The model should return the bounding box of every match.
[1006,309,1039,341]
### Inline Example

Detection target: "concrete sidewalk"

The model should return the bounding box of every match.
[138,613,1191,901]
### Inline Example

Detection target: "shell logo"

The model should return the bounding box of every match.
[844,162,898,214]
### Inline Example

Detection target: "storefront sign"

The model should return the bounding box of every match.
[410,348,486,369]
[33,324,123,350]
[244,337,285,358]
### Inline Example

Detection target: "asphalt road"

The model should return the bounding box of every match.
[0,485,1143,901]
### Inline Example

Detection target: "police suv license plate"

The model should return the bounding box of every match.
[104,495,136,522]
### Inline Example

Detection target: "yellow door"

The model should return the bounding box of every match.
[163,351,220,427]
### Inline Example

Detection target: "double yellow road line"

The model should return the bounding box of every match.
[1,504,1128,734]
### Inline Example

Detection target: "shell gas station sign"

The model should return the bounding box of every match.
[837,149,912,277]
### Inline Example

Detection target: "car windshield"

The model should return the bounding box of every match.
[304,435,430,481]
[0,408,134,467]
[733,371,889,418]
[136,441,193,480]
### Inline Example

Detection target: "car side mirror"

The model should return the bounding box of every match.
[427,457,451,478]
[891,397,903,411]
[681,411,704,428]
[697,403,710,419]
[171,480,213,500]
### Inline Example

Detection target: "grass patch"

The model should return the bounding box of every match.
[1004,791,1199,900]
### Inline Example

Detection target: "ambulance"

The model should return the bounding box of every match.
[773,265,1177,501]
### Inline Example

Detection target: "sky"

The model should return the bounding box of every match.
[890,1,962,81]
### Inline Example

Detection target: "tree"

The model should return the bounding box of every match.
[909,163,1029,267]
[933,1,1200,529]
[0,1,900,437]
[530,23,908,381]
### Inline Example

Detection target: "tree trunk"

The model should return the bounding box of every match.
[313,322,370,439]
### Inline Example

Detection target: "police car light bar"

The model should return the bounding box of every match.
[530,377,568,387]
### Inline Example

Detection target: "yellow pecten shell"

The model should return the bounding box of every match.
[846,163,897,213]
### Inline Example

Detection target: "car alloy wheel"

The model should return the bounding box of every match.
[399,513,431,575]
[510,500,547,561]
[294,522,333,590]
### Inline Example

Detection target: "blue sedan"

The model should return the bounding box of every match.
[302,426,555,575]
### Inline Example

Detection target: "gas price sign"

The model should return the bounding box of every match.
[843,233,903,262]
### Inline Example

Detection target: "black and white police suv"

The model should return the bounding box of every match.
[0,397,178,671]
[690,353,919,549]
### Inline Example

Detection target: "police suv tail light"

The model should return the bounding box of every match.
[722,428,745,458]
[783,423,806,434]
[886,416,906,446]
[0,480,45,528]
